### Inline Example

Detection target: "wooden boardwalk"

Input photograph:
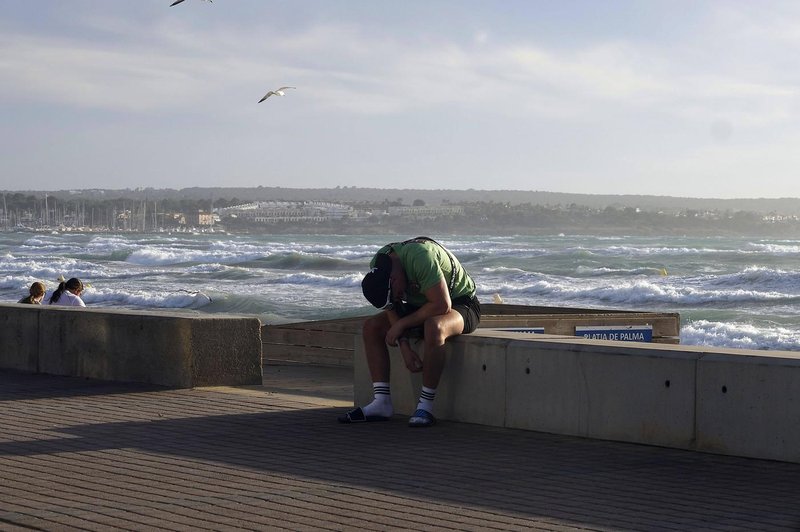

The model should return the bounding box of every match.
[2,367,799,531]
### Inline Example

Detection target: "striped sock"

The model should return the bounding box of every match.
[362,382,393,417]
[416,386,436,413]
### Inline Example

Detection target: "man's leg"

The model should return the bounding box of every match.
[356,313,394,419]
[363,312,391,382]
[421,310,465,389]
[408,310,465,427]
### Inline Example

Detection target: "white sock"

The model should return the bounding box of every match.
[416,386,436,413]
[362,382,393,417]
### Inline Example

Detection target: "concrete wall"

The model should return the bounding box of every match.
[696,352,800,463]
[0,304,262,388]
[354,331,800,463]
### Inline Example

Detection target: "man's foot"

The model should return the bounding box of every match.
[408,408,436,427]
[337,407,391,423]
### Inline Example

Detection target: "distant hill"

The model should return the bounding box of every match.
[11,186,800,216]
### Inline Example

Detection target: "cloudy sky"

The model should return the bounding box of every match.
[1,1,799,198]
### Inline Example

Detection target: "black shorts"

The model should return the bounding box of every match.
[394,295,481,334]
[452,294,481,334]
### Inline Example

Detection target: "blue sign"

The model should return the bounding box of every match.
[575,325,653,342]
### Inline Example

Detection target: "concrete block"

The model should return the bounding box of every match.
[384,341,423,416]
[0,304,40,372]
[354,334,508,424]
[505,339,697,448]
[38,308,189,386]
[353,335,371,406]
[190,316,263,387]
[35,306,262,388]
[697,352,800,463]
[434,335,508,426]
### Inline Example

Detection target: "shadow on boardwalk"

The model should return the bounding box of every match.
[1,369,799,531]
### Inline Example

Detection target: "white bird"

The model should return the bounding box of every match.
[170,0,212,6]
[258,86,296,103]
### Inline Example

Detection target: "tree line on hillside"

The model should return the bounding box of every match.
[2,191,798,236]
[8,187,800,216]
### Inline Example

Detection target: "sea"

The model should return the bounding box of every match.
[2,230,800,351]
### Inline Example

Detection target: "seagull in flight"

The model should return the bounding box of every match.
[258,86,296,103]
[170,0,212,6]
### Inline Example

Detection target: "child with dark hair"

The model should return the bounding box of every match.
[18,281,46,304]
[48,277,86,307]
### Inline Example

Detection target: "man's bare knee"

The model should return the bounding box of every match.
[363,314,389,340]
[423,318,448,346]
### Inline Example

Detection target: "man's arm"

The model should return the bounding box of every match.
[385,278,451,346]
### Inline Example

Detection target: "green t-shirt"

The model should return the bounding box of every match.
[371,239,476,307]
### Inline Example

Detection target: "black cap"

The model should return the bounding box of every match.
[361,253,392,308]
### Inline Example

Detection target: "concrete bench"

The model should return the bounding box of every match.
[354,330,800,464]
[0,304,262,388]
[262,304,681,367]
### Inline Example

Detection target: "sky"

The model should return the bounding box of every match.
[1,1,799,198]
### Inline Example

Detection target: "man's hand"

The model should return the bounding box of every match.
[385,322,406,347]
[399,338,423,372]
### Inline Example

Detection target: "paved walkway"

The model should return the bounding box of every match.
[1,367,799,531]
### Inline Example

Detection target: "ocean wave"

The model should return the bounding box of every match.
[126,247,265,266]
[22,236,69,247]
[0,276,26,290]
[480,266,529,274]
[0,256,111,283]
[86,236,140,249]
[745,241,800,254]
[19,241,86,255]
[257,252,357,271]
[478,277,800,307]
[600,245,729,256]
[184,263,233,274]
[706,266,800,292]
[583,282,799,306]
[681,319,800,351]
[272,272,363,288]
[181,263,257,280]
[208,239,374,260]
[285,242,380,258]
[6,231,800,352]
[124,241,363,268]
[85,287,213,309]
[574,265,667,276]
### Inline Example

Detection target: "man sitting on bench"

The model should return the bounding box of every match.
[338,237,481,427]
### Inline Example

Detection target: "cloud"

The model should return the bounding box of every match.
[1,6,797,130]
[2,0,799,194]
[0,33,218,112]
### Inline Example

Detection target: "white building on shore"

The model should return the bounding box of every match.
[386,205,464,219]
[216,201,355,224]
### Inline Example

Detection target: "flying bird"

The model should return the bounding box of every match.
[170,0,212,6]
[258,86,296,103]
